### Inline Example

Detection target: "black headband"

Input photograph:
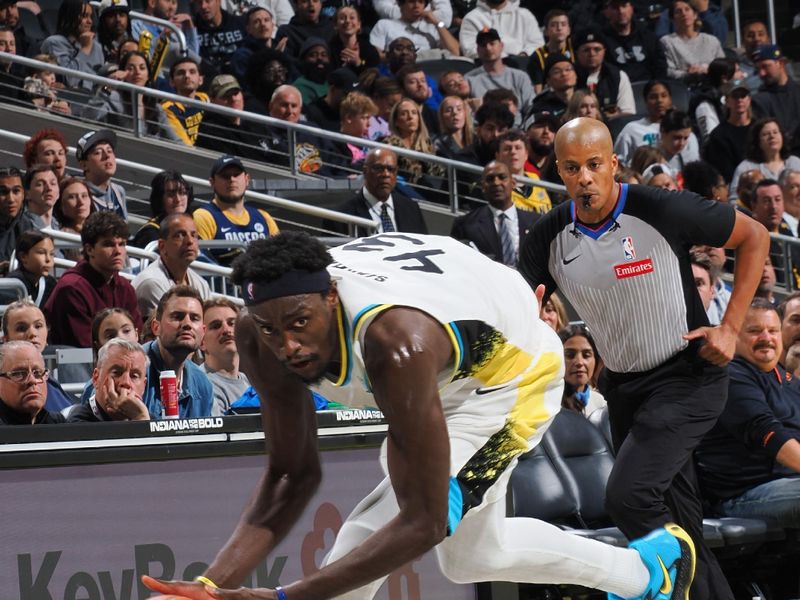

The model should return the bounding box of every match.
[243,270,331,305]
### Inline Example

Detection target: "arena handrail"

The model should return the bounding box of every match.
[0,53,568,215]
[0,128,378,232]
[43,228,244,298]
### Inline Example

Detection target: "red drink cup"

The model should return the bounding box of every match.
[160,370,179,419]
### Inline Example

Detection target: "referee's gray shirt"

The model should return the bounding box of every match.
[520,183,736,373]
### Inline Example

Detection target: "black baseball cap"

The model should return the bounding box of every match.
[543,53,572,79]
[210,155,245,177]
[572,27,606,50]
[476,28,501,47]
[328,68,359,90]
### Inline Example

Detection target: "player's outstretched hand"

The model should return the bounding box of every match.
[683,323,736,366]
[141,575,217,599]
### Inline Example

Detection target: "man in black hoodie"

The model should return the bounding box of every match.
[602,0,667,82]
[274,0,334,62]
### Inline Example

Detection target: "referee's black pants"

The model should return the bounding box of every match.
[600,348,734,600]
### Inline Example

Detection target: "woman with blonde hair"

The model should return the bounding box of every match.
[383,97,443,184]
[563,89,603,123]
[434,95,474,159]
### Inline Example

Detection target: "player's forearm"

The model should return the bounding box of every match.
[721,221,770,333]
[204,468,321,587]
[281,512,446,600]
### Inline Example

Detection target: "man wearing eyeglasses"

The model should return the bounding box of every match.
[322,148,428,237]
[0,340,63,425]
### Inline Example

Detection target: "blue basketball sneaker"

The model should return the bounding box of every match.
[608,523,696,600]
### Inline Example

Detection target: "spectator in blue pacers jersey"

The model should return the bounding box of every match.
[193,155,279,266]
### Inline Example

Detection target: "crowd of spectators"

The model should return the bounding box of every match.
[3,1,800,591]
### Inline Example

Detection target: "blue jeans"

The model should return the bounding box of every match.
[716,475,800,528]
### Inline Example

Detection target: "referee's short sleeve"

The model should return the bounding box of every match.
[647,187,737,248]
[518,209,561,298]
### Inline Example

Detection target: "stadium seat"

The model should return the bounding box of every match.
[587,405,613,452]
[544,410,615,528]
[511,439,581,525]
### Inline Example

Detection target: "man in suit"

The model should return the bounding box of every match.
[450,161,537,268]
[323,148,428,237]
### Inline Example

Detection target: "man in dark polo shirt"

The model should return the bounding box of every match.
[697,299,800,528]
[519,117,769,600]
[44,211,143,348]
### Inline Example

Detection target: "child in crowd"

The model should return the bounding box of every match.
[6,231,57,307]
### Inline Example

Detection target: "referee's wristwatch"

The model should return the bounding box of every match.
[436,20,445,29]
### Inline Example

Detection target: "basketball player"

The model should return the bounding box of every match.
[144,231,695,600]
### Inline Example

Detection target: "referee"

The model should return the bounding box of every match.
[519,117,769,599]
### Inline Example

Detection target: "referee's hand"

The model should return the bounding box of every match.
[683,324,736,366]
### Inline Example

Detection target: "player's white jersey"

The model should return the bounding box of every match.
[315,233,563,436]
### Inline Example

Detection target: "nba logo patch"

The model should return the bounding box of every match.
[621,237,636,260]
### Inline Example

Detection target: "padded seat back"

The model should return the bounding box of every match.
[544,410,615,527]
[510,440,581,525]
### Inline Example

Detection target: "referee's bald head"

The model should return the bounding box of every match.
[554,117,613,158]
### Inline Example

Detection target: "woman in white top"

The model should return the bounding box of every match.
[729,118,800,201]
[660,0,725,81]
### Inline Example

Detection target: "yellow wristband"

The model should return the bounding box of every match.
[195,575,218,588]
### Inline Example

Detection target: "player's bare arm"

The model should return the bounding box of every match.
[684,211,770,365]
[269,307,455,600]
[144,312,322,599]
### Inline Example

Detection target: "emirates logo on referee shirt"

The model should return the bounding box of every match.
[614,258,654,279]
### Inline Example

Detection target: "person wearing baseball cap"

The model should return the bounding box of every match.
[704,79,752,183]
[574,26,635,119]
[293,37,333,105]
[305,68,360,132]
[530,53,576,118]
[97,0,131,61]
[751,44,800,140]
[76,129,128,219]
[193,156,279,267]
[458,0,544,61]
[196,74,266,162]
[465,28,535,117]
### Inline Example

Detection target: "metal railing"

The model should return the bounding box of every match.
[0,127,377,233]
[43,228,243,299]
[0,53,568,218]
[88,2,188,56]
[769,232,800,293]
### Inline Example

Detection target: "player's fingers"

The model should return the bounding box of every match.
[142,575,174,592]
[534,284,546,306]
